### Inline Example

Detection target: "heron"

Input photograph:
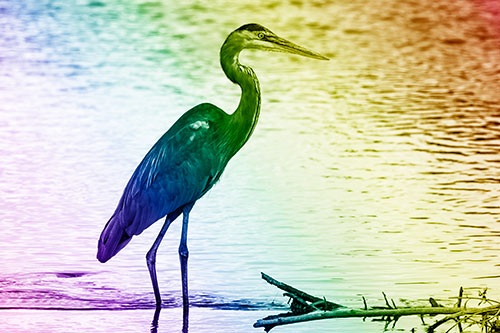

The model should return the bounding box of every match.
[97,23,328,313]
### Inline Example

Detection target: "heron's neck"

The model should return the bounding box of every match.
[220,42,261,153]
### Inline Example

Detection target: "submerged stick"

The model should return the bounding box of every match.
[254,273,500,332]
[260,272,342,310]
[254,305,500,329]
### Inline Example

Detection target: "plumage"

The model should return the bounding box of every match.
[96,23,327,318]
[97,103,232,262]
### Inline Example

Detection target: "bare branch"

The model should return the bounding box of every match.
[254,273,500,332]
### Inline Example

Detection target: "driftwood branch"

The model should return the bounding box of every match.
[260,272,342,312]
[254,273,500,332]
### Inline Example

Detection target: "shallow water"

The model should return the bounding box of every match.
[1,0,500,332]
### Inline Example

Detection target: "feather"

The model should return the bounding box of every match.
[97,213,132,263]
[97,103,235,261]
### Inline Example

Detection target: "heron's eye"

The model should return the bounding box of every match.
[257,32,265,39]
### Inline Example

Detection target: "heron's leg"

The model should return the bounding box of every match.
[151,307,160,333]
[179,202,194,330]
[146,209,182,309]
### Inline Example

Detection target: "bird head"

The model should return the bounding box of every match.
[230,23,329,61]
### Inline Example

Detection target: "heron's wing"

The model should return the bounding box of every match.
[116,103,229,236]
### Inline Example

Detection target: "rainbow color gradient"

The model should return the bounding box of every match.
[1,0,499,332]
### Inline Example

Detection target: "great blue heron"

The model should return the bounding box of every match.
[97,23,327,313]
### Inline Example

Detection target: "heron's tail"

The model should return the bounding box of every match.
[97,213,132,263]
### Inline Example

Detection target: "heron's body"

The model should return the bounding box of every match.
[97,103,247,262]
[97,23,327,320]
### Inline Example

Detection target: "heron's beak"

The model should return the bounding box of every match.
[265,35,329,61]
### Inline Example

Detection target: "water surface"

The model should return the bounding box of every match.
[1,0,499,332]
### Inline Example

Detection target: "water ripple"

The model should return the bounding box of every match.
[0,273,282,311]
